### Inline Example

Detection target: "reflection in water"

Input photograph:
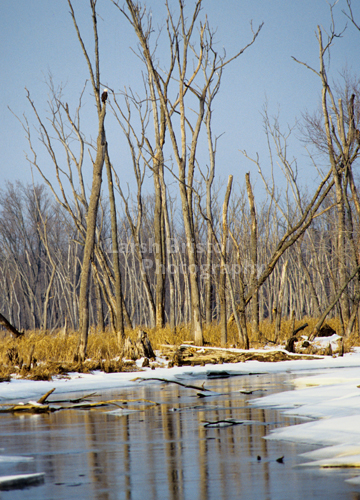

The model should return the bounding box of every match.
[0,373,358,499]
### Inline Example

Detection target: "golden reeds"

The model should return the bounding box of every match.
[0,316,358,380]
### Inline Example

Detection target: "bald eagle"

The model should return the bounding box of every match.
[101,89,108,104]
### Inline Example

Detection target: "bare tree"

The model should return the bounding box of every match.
[294,9,360,332]
[67,0,109,358]
[219,176,232,346]
[245,172,259,339]
[114,0,262,345]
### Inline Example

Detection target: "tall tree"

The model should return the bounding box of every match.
[115,0,262,345]
[293,10,360,332]
[68,0,107,358]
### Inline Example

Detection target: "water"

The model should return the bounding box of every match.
[0,372,359,500]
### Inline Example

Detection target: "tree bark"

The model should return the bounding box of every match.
[78,104,106,359]
[245,172,260,339]
[0,312,23,338]
[318,27,349,321]
[153,157,165,329]
[105,147,125,342]
[274,260,289,343]
[219,176,232,346]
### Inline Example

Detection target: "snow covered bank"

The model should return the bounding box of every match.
[0,346,358,402]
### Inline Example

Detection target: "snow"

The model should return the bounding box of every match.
[0,472,45,489]
[1,345,360,487]
[305,333,342,350]
[2,345,360,401]
[0,456,33,463]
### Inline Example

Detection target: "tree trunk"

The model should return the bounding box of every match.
[105,146,125,343]
[78,105,106,359]
[274,260,289,343]
[179,178,203,345]
[220,176,232,346]
[94,278,104,332]
[153,159,165,329]
[160,174,176,329]
[318,27,349,322]
[245,172,260,339]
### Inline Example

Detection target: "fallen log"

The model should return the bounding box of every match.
[160,344,322,364]
[45,392,98,404]
[132,376,211,392]
[0,403,51,414]
[203,419,244,428]
[0,388,160,414]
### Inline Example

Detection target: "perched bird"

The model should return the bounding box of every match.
[101,88,108,104]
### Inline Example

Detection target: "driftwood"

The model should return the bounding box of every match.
[0,312,23,338]
[132,376,211,392]
[285,323,309,353]
[203,419,244,428]
[0,403,51,414]
[124,330,156,361]
[37,388,56,404]
[137,330,155,359]
[0,388,159,414]
[46,392,98,404]
[160,344,321,365]
[285,336,297,353]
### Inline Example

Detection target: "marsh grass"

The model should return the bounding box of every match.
[0,316,358,380]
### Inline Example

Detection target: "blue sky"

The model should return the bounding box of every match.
[1,0,359,200]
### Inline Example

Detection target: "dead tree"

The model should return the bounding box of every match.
[293,14,360,332]
[274,260,289,343]
[115,0,263,345]
[219,176,232,346]
[68,0,108,359]
[0,312,23,338]
[245,172,260,339]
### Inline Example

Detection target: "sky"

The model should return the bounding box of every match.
[1,0,360,202]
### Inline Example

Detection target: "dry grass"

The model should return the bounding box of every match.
[0,316,358,381]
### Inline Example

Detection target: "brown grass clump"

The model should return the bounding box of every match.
[0,327,137,381]
[143,324,194,349]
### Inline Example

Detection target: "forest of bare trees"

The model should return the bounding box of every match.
[1,0,360,356]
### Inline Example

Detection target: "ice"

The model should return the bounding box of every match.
[0,472,45,489]
[247,348,360,486]
[1,346,360,487]
[0,456,33,463]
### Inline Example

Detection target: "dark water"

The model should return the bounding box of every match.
[0,372,359,500]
